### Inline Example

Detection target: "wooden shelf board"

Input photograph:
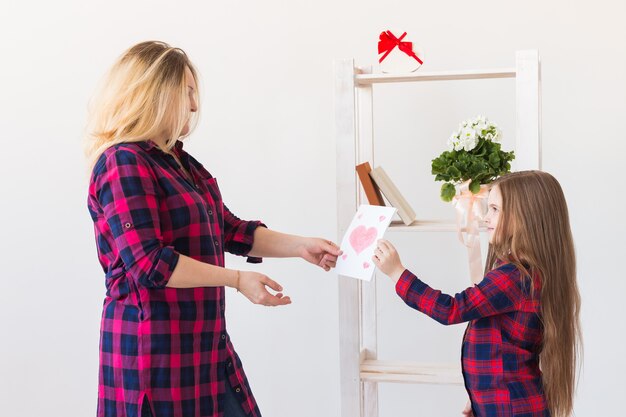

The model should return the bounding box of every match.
[355,68,516,85]
[387,220,488,233]
[360,360,464,385]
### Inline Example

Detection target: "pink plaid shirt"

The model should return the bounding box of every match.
[87,139,265,417]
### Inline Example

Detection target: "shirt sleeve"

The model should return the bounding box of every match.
[93,148,180,288]
[223,204,266,264]
[395,264,526,325]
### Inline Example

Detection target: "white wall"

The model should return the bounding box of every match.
[1,0,624,416]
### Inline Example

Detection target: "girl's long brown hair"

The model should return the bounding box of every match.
[485,170,582,417]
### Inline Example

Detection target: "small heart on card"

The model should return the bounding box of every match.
[342,254,348,260]
[357,213,363,219]
[363,262,370,269]
[379,216,386,222]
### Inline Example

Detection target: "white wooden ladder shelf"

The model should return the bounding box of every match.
[335,50,541,417]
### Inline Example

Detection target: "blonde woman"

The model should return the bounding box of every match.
[373,171,582,417]
[85,41,341,417]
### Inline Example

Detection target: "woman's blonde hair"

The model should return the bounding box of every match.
[84,41,199,171]
[485,170,582,417]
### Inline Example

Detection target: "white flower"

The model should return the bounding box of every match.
[493,127,502,143]
[484,123,502,143]
[459,127,478,151]
[445,116,502,151]
[474,121,487,136]
[447,132,458,151]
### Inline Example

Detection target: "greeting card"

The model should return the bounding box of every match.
[336,205,397,281]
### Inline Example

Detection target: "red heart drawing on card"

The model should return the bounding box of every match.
[342,254,348,260]
[349,225,377,255]
[363,262,370,269]
[379,215,386,222]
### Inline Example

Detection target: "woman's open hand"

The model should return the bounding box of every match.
[298,237,342,271]
[372,239,405,282]
[238,271,291,306]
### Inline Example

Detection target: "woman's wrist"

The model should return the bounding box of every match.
[225,269,240,290]
[294,235,309,258]
[234,270,241,292]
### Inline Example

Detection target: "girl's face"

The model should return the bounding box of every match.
[485,185,502,244]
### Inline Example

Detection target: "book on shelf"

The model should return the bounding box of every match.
[369,166,416,226]
[355,162,385,206]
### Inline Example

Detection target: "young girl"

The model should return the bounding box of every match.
[373,170,581,417]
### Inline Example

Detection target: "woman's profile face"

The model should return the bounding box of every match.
[180,66,198,137]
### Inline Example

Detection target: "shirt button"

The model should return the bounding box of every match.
[214,240,220,246]
[235,387,241,393]
[208,210,213,215]
[227,361,232,368]
[124,222,132,228]
[221,334,226,340]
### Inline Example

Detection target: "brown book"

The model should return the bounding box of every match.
[356,162,385,206]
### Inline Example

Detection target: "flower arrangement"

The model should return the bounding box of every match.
[431,116,515,202]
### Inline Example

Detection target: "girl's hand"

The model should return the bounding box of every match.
[461,399,474,416]
[298,237,342,271]
[372,239,405,282]
[238,271,292,306]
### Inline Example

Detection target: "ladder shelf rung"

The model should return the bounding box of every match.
[360,360,464,385]
[388,220,488,233]
[355,68,517,85]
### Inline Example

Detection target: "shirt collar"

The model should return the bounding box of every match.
[136,139,185,154]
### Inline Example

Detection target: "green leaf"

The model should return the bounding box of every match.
[473,139,487,157]
[469,180,481,194]
[488,152,500,167]
[447,166,462,178]
[441,183,456,202]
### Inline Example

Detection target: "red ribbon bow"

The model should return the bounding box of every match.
[378,30,423,65]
